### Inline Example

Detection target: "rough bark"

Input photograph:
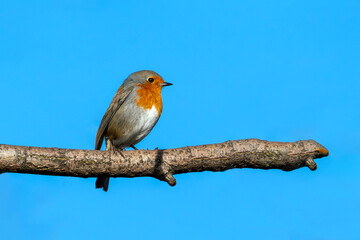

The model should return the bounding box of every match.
[0,139,329,186]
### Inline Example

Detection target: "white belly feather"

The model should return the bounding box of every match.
[128,105,159,142]
[110,103,160,148]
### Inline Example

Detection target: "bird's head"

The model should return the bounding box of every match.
[124,70,172,93]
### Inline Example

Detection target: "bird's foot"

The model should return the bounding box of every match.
[113,148,125,158]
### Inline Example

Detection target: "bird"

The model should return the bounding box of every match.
[95,70,172,191]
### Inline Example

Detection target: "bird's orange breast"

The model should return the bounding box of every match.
[135,81,163,116]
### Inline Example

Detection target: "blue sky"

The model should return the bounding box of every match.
[0,0,359,239]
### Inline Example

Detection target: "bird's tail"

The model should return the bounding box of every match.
[96,176,110,192]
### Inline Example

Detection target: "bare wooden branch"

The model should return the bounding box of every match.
[0,139,329,186]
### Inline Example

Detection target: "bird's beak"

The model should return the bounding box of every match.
[161,82,173,87]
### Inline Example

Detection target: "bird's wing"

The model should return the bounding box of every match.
[95,86,133,150]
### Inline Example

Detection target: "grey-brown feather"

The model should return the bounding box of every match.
[95,86,133,150]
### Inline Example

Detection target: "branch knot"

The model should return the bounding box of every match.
[153,149,176,186]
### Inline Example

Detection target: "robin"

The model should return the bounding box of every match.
[95,70,172,191]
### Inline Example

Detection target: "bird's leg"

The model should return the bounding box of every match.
[106,138,125,158]
[130,145,138,150]
[105,138,117,151]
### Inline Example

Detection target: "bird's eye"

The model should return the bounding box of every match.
[148,77,154,83]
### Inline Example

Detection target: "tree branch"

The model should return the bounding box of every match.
[0,139,329,186]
